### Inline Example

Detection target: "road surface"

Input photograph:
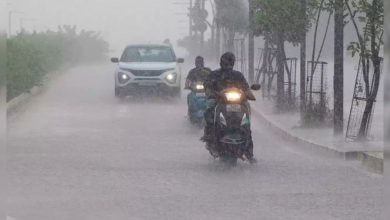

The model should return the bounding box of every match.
[7,64,383,220]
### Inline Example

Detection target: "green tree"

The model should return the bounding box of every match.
[214,0,248,52]
[345,0,384,138]
[254,0,317,109]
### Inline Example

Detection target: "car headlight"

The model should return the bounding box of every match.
[219,112,227,126]
[121,74,129,80]
[166,73,177,83]
[118,72,130,83]
[225,91,242,102]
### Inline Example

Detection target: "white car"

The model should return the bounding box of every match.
[111,44,184,97]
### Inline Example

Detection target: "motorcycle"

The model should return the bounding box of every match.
[211,84,261,165]
[186,81,208,126]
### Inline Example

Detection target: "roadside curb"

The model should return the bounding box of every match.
[7,85,42,113]
[252,108,383,174]
[7,68,64,114]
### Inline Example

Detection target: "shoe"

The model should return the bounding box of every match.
[247,157,257,164]
[200,134,214,142]
[206,144,219,158]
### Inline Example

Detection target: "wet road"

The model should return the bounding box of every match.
[7,64,383,220]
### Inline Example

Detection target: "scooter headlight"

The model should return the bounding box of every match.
[219,112,227,126]
[195,84,204,90]
[225,91,242,102]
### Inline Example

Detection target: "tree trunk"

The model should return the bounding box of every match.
[334,0,344,135]
[227,28,235,53]
[358,0,381,138]
[276,34,285,109]
[216,22,221,61]
[358,60,380,137]
[300,0,307,116]
[248,0,255,84]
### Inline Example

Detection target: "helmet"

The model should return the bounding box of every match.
[195,56,204,68]
[220,52,235,71]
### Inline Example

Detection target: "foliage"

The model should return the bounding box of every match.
[214,0,248,51]
[345,0,384,58]
[254,0,318,45]
[7,26,109,101]
[214,0,248,33]
[345,0,383,138]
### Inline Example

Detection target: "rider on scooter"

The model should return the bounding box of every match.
[185,56,211,112]
[202,52,257,163]
[185,56,211,89]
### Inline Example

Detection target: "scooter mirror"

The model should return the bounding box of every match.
[111,57,119,63]
[251,84,261,91]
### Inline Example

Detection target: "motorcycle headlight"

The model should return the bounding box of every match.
[219,112,227,126]
[166,73,177,83]
[196,84,204,90]
[225,91,242,102]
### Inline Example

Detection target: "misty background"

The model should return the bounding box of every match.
[9,0,191,56]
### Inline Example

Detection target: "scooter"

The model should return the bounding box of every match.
[211,84,261,165]
[186,82,207,126]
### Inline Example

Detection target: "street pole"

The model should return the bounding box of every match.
[300,0,307,115]
[334,0,344,135]
[248,0,255,84]
[8,11,11,37]
[8,11,23,37]
[189,0,193,36]
[200,0,205,53]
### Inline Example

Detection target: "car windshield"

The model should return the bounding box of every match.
[121,46,176,62]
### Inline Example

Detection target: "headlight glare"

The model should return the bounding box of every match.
[121,74,129,80]
[196,84,204,90]
[225,91,242,102]
[166,73,177,83]
[119,72,130,83]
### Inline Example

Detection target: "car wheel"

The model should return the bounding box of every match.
[170,87,181,98]
[115,87,124,98]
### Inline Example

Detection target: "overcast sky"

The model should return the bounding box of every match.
[10,0,192,55]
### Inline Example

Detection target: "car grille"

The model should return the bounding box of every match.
[121,68,172,77]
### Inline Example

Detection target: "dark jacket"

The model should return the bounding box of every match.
[185,67,211,89]
[204,69,254,100]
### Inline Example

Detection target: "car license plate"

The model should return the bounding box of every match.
[138,82,156,86]
[196,93,206,97]
[226,104,241,112]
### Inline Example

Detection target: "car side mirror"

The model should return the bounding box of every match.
[177,58,184,63]
[251,84,261,91]
[111,57,119,63]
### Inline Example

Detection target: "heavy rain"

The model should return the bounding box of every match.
[0,0,386,219]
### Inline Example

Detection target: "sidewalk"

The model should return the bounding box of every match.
[251,92,384,173]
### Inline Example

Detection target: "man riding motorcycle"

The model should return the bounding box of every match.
[202,52,257,163]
